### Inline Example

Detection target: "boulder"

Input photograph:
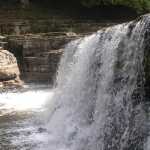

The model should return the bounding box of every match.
[0,49,23,89]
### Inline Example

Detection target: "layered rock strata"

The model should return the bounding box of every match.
[7,33,79,83]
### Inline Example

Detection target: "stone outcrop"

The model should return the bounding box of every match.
[0,19,116,35]
[0,48,22,89]
[7,33,80,83]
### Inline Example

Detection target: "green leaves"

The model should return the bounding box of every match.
[80,0,150,13]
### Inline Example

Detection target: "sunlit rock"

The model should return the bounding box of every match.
[0,48,23,89]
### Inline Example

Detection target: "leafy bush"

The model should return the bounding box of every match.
[80,0,150,13]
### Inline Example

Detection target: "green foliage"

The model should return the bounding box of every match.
[80,0,150,13]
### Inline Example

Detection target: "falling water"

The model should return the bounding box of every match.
[45,15,150,150]
[0,15,150,150]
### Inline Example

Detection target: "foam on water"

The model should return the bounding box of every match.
[0,88,55,149]
[0,90,54,114]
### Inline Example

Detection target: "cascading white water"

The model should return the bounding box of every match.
[45,15,150,150]
[0,15,149,150]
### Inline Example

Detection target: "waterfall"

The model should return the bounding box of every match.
[45,15,150,150]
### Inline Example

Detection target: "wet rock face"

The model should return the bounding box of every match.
[0,49,22,88]
[7,33,79,83]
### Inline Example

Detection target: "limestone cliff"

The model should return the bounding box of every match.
[7,33,79,83]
